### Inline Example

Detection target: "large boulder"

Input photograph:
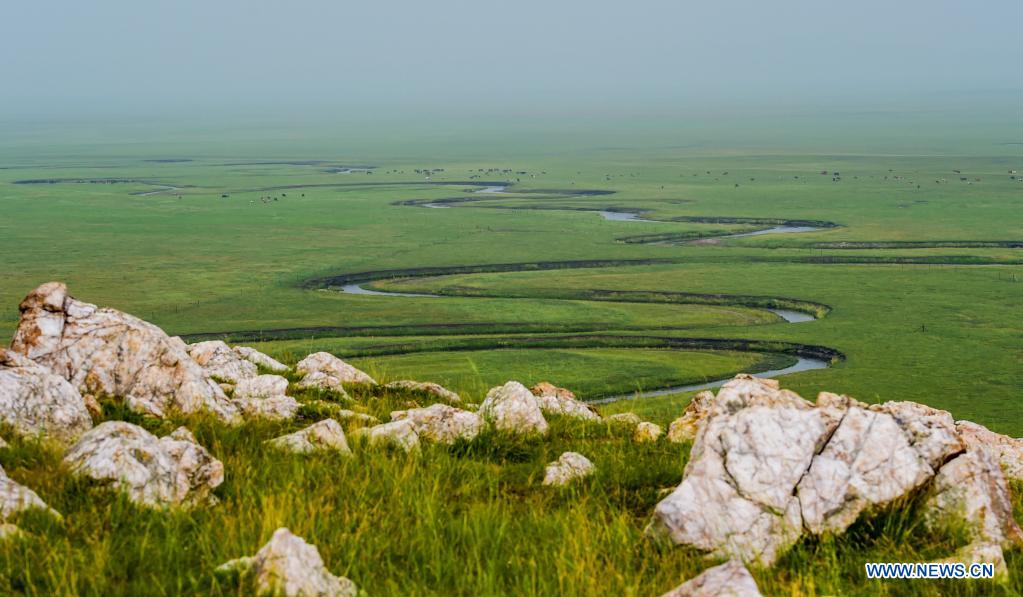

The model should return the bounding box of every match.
[9,283,238,423]
[650,375,985,567]
[0,348,92,444]
[390,403,483,444]
[217,528,358,597]
[0,465,60,521]
[955,420,1023,481]
[662,559,760,597]
[667,391,714,443]
[531,382,600,421]
[384,380,461,403]
[296,352,376,387]
[187,340,257,383]
[543,452,595,486]
[479,381,548,435]
[266,420,351,455]
[63,421,223,508]
[233,346,289,373]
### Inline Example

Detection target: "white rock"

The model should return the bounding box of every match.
[531,382,600,421]
[390,403,483,444]
[9,282,238,423]
[296,352,376,386]
[0,348,92,445]
[634,422,664,443]
[543,452,595,486]
[188,340,258,384]
[956,420,1023,481]
[217,528,358,597]
[234,375,290,400]
[354,420,420,453]
[933,542,1008,581]
[0,465,60,521]
[608,412,642,427]
[662,559,761,597]
[267,420,352,455]
[667,391,714,443]
[294,371,352,398]
[63,421,223,508]
[479,381,548,435]
[232,395,301,421]
[384,380,461,403]
[233,346,289,373]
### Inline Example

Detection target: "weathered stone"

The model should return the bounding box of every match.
[294,371,352,398]
[234,375,290,400]
[63,421,223,508]
[543,452,595,486]
[608,412,642,427]
[479,381,548,435]
[233,346,289,373]
[925,448,1023,549]
[634,422,664,443]
[232,395,300,421]
[662,559,761,597]
[0,348,92,444]
[266,420,352,455]
[217,528,358,597]
[10,283,238,423]
[933,542,1008,581]
[532,382,600,421]
[390,404,483,444]
[870,401,965,470]
[667,391,714,443]
[956,420,1023,481]
[296,352,375,386]
[188,340,258,383]
[354,420,419,453]
[383,380,461,403]
[0,465,60,521]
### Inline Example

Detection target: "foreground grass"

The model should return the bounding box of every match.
[0,386,1018,596]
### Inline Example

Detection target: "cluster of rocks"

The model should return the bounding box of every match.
[652,374,1023,590]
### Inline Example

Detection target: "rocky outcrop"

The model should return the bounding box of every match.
[384,380,461,403]
[354,420,420,453]
[634,422,663,443]
[662,560,760,597]
[543,452,595,487]
[479,381,548,435]
[955,420,1023,481]
[10,283,238,423]
[296,352,376,388]
[390,404,483,444]
[0,348,93,445]
[667,391,714,443]
[63,422,223,508]
[0,465,60,521]
[233,346,289,373]
[217,528,358,597]
[531,382,600,421]
[267,420,352,455]
[650,375,976,566]
[187,340,257,383]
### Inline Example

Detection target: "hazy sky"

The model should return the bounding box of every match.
[4,0,1022,118]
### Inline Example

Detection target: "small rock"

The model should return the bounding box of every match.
[384,380,461,403]
[232,395,301,421]
[662,559,761,597]
[479,381,548,435]
[233,346,290,373]
[667,391,714,443]
[0,348,93,445]
[543,452,595,486]
[0,465,60,521]
[216,527,358,597]
[354,420,420,453]
[296,352,376,386]
[530,382,575,400]
[188,340,258,384]
[294,371,352,398]
[266,420,352,455]
[63,421,223,508]
[608,412,641,427]
[531,382,600,421]
[390,403,483,444]
[634,422,663,443]
[956,420,1023,481]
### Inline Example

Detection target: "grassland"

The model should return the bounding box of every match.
[0,118,1021,593]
